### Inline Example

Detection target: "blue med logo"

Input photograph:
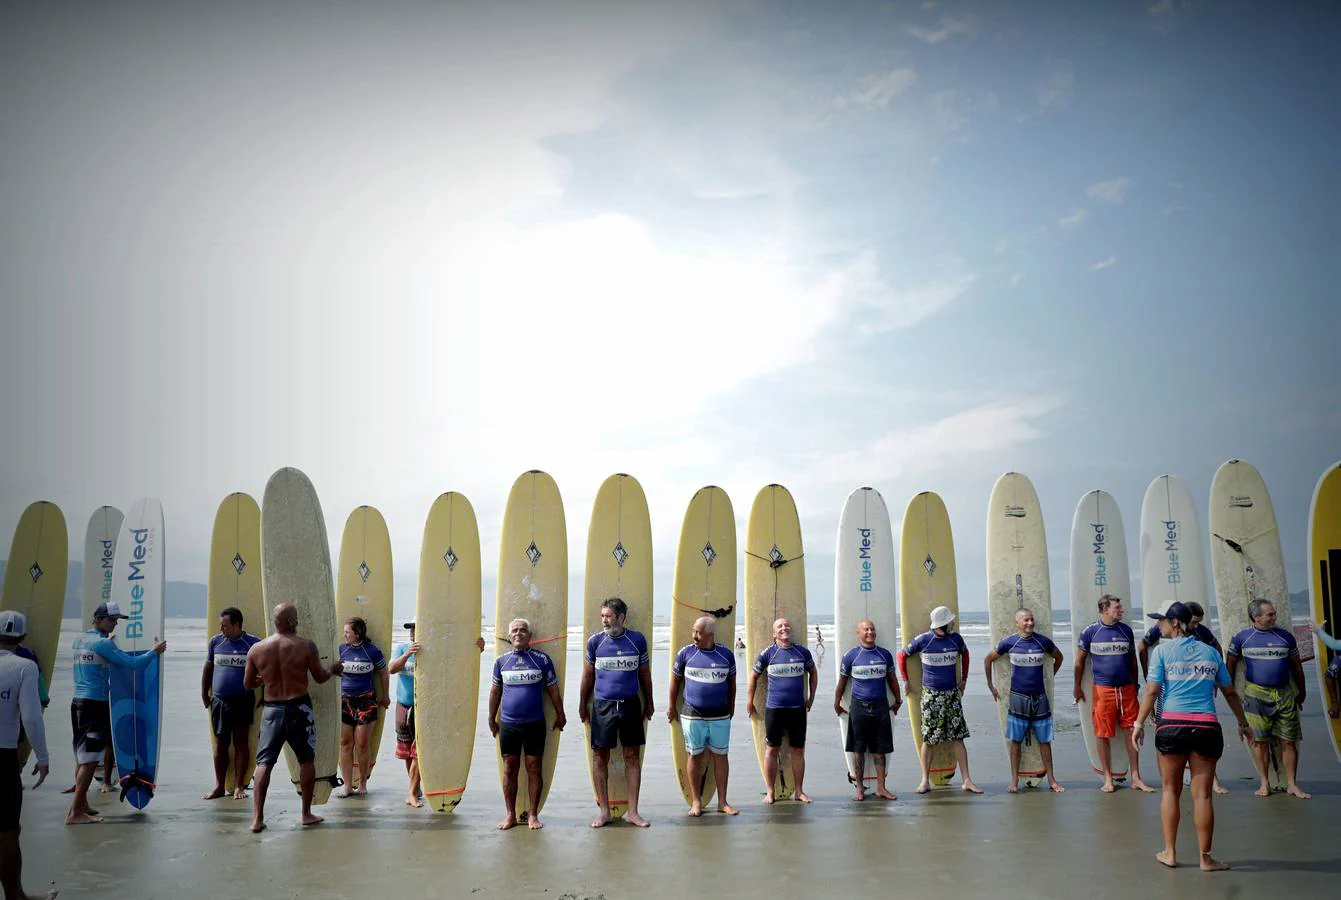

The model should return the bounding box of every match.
[1162,520,1182,584]
[124,526,152,640]
[857,527,873,592]
[1091,522,1108,587]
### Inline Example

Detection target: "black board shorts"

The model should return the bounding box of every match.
[590,697,645,750]
[340,691,379,727]
[71,697,111,765]
[1155,714,1224,760]
[0,748,20,832]
[210,692,256,738]
[256,695,316,767]
[764,706,808,749]
[845,699,894,754]
[499,719,547,758]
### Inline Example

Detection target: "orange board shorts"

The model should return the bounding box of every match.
[1092,683,1138,738]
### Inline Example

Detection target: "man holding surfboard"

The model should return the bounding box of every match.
[748,617,817,804]
[898,606,982,795]
[983,608,1065,794]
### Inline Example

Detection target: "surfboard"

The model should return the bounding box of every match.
[495,470,567,817]
[207,492,264,792]
[834,487,897,786]
[1139,474,1210,621]
[1309,461,1341,763]
[899,491,959,786]
[4,501,68,767]
[1068,490,1131,780]
[336,505,394,785]
[986,473,1054,788]
[1210,459,1291,791]
[744,483,807,800]
[583,473,653,819]
[416,491,482,812]
[108,497,165,810]
[670,485,736,808]
[82,506,122,626]
[260,467,340,804]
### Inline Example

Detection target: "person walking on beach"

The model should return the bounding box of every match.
[242,603,343,833]
[336,615,388,798]
[984,607,1065,794]
[898,606,982,795]
[65,602,166,825]
[1075,595,1154,793]
[747,616,817,804]
[580,597,653,828]
[489,618,565,830]
[833,619,902,801]
[667,616,738,817]
[1134,601,1251,871]
[200,607,261,800]
[1226,599,1310,799]
[0,611,58,900]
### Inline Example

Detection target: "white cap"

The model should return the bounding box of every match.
[929,606,956,629]
[0,610,28,637]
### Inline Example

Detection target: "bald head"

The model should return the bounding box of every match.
[692,616,717,648]
[857,618,877,647]
[272,603,297,634]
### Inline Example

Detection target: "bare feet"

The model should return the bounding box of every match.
[64,812,103,825]
[528,814,544,830]
[688,802,703,817]
[1254,784,1272,797]
[852,789,866,801]
[624,813,650,828]
[60,785,75,794]
[590,813,612,828]
[1131,779,1156,794]
[202,787,227,800]
[250,821,266,833]
[762,793,776,805]
[498,815,518,830]
[1100,780,1117,793]
[1007,782,1020,794]
[875,788,897,800]
[98,783,114,794]
[232,788,248,800]
[405,796,424,808]
[1287,785,1311,799]
[1213,781,1229,796]
[1200,852,1230,871]
[795,791,812,804]
[336,788,353,799]
[355,787,367,797]
[961,781,983,794]
[915,781,931,794]
[1156,850,1176,868]
[300,814,324,826]
[1049,781,1066,793]
[717,804,739,815]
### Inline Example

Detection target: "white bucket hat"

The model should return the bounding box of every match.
[929,606,956,629]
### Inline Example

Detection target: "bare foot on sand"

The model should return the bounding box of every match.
[852,789,866,801]
[405,796,423,808]
[1213,781,1229,796]
[202,787,227,800]
[915,781,931,794]
[498,815,518,830]
[590,813,612,828]
[528,814,544,830]
[1254,784,1272,797]
[1007,782,1020,794]
[64,812,102,825]
[624,813,651,828]
[1100,781,1118,793]
[875,788,896,800]
[762,793,776,805]
[718,804,738,815]
[250,821,266,834]
[1155,850,1176,868]
[1287,785,1311,799]
[1131,779,1156,794]
[961,781,983,794]
[1200,853,1230,871]
[60,785,75,794]
[336,788,353,799]
[1049,781,1066,793]
[796,792,813,804]
[688,803,703,817]
[301,814,324,827]
[232,788,248,800]
[98,783,114,794]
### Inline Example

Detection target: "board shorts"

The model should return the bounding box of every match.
[0,748,20,833]
[1006,691,1053,744]
[394,702,416,760]
[683,717,730,756]
[1243,681,1303,743]
[919,688,969,745]
[1091,683,1138,738]
[499,719,547,758]
[845,699,894,754]
[71,697,112,765]
[764,706,808,749]
[256,695,316,767]
[1155,712,1224,759]
[210,692,257,738]
[590,696,645,750]
[341,690,379,727]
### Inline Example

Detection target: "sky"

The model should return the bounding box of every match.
[1,0,1335,626]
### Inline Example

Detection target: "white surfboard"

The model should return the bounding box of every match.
[834,487,897,786]
[82,506,123,626]
[1069,490,1131,780]
[1139,475,1210,620]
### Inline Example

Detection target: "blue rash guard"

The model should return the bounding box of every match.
[1149,638,1231,715]
[493,649,557,724]
[1227,627,1298,688]
[339,641,387,695]
[839,645,896,703]
[996,633,1058,695]
[1078,621,1136,686]
[585,630,649,701]
[752,644,815,708]
[207,632,260,698]
[392,642,415,707]
[672,643,735,718]
[902,631,967,692]
[71,629,158,701]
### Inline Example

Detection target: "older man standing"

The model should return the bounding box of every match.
[0,611,56,900]
[667,616,737,817]
[489,618,565,831]
[899,606,982,795]
[833,619,902,801]
[1227,599,1310,799]
[1075,595,1153,793]
[747,617,817,804]
[984,608,1064,794]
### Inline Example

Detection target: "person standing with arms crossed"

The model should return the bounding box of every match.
[0,611,56,900]
[747,617,818,803]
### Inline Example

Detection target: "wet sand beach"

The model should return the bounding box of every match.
[27,622,1341,899]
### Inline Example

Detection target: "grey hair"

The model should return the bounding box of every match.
[694,616,716,634]
[1248,598,1274,621]
[508,617,532,634]
[1097,594,1122,613]
[1014,607,1034,620]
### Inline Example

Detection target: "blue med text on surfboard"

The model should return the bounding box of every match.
[124,527,151,640]
[858,527,873,592]
[1091,523,1108,587]
[1163,519,1181,584]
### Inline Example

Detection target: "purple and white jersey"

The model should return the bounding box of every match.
[672,643,735,718]
[752,644,815,709]
[839,645,896,703]
[1227,626,1298,688]
[995,633,1057,696]
[493,649,558,724]
[1078,621,1136,687]
[585,629,649,700]
[208,632,261,697]
[339,641,387,695]
[902,631,967,692]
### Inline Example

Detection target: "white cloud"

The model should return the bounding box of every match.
[1089,256,1118,271]
[1087,177,1134,204]
[906,16,976,44]
[836,68,918,110]
[1036,60,1075,111]
[1057,208,1086,229]
[838,257,976,335]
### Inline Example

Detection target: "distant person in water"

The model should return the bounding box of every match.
[898,606,982,795]
[984,608,1065,794]
[201,606,262,800]
[242,603,343,833]
[336,614,388,798]
[489,618,565,830]
[748,616,818,804]
[833,619,902,801]
[668,616,738,817]
[1075,595,1153,794]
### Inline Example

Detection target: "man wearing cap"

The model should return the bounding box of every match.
[201,606,262,800]
[898,606,983,795]
[65,602,167,825]
[1075,594,1153,793]
[0,611,57,899]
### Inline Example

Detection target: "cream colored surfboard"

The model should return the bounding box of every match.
[986,472,1054,788]
[260,467,340,804]
[744,484,807,800]
[336,505,394,783]
[583,473,653,819]
[1210,459,1291,790]
[207,492,264,791]
[899,492,958,785]
[82,506,122,626]
[4,501,67,767]
[1308,461,1341,763]
[416,491,482,812]
[670,486,737,808]
[495,470,567,817]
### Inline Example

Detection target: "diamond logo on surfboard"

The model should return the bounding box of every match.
[924,554,937,576]
[526,541,542,565]
[28,562,42,583]
[231,553,246,575]
[612,542,629,568]
[769,545,784,564]
[702,542,717,566]
[358,561,372,583]
[443,547,459,570]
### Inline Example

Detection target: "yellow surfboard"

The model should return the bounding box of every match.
[670,486,737,808]
[4,501,67,767]
[336,505,394,785]
[899,492,959,786]
[1309,461,1341,764]
[415,491,482,812]
[744,484,808,800]
[207,492,264,792]
[583,473,653,819]
[495,470,567,817]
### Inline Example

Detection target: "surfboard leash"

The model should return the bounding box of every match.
[118,771,156,803]
[744,550,804,570]
[671,595,735,620]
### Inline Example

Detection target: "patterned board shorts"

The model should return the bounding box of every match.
[920,687,970,745]
[1243,681,1303,743]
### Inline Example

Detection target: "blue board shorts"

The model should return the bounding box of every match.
[683,718,730,756]
[1006,691,1053,744]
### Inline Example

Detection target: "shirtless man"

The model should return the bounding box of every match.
[242,603,343,833]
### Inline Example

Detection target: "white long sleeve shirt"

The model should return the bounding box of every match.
[0,649,48,765]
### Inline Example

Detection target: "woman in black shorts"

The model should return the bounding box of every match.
[337,616,389,797]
